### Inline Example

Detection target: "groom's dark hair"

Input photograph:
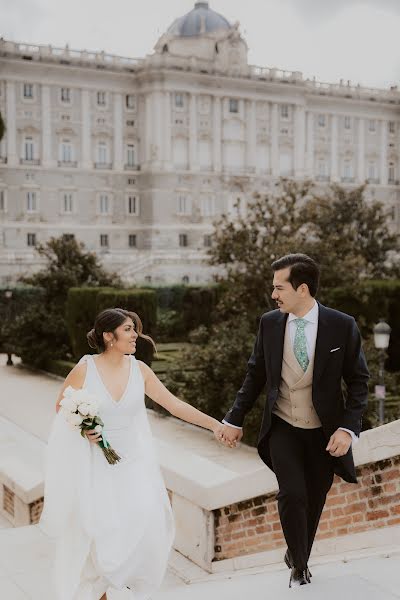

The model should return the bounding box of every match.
[271,253,320,297]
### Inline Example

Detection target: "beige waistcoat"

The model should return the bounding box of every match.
[272,321,322,429]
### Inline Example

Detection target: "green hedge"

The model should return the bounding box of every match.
[153,285,219,341]
[0,286,45,352]
[66,287,157,365]
[325,280,400,371]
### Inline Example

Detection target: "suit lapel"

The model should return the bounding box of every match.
[270,311,288,385]
[313,303,332,385]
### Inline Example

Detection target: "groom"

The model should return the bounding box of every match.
[219,254,369,587]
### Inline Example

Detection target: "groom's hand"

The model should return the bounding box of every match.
[217,424,243,448]
[326,429,352,457]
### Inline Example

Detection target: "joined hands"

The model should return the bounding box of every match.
[213,423,243,448]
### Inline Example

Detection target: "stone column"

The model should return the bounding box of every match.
[144,93,152,166]
[189,93,198,171]
[357,117,365,183]
[5,81,17,166]
[154,91,165,169]
[294,104,306,178]
[330,114,339,181]
[271,102,279,177]
[306,111,314,176]
[41,85,53,168]
[380,120,388,185]
[213,96,222,172]
[246,99,256,173]
[113,92,123,170]
[164,91,172,169]
[81,89,91,169]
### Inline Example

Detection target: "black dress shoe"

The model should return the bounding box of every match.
[284,549,312,580]
[289,567,309,588]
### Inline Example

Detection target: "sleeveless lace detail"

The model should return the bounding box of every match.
[40,355,175,600]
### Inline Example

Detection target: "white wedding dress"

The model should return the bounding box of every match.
[39,355,175,600]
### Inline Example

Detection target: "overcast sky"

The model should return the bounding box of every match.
[1,0,399,89]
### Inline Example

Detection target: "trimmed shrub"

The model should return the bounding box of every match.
[154,285,219,341]
[0,285,45,356]
[46,359,75,379]
[66,287,157,365]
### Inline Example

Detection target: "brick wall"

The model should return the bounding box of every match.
[213,455,400,561]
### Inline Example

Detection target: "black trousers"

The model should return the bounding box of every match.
[269,415,334,571]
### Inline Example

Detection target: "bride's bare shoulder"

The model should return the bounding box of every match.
[64,360,88,388]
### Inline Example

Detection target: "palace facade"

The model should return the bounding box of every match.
[0,1,399,284]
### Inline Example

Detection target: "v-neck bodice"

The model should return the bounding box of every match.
[92,355,133,405]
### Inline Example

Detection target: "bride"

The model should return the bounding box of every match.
[39,307,226,600]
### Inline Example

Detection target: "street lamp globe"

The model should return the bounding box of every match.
[373,320,391,350]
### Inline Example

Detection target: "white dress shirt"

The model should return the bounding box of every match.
[223,300,357,445]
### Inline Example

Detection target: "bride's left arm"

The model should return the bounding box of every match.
[138,361,222,436]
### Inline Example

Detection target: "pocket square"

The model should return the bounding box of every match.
[330,347,341,353]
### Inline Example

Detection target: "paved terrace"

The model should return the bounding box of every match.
[0,355,399,599]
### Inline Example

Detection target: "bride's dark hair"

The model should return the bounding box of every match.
[87,307,155,352]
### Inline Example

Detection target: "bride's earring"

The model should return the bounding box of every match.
[110,342,113,347]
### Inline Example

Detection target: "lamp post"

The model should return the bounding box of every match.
[373,319,391,425]
[4,289,13,366]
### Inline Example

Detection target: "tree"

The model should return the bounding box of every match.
[12,236,122,366]
[209,180,400,323]
[164,181,400,435]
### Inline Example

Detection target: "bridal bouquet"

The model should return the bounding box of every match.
[60,386,121,465]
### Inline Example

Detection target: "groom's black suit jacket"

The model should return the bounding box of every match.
[224,303,370,483]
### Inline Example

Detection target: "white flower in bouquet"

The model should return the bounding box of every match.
[87,402,99,417]
[67,412,84,427]
[59,386,121,465]
[59,396,78,412]
[78,403,90,416]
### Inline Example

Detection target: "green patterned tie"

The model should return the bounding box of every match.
[293,318,309,372]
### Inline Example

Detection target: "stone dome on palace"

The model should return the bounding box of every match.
[167,2,231,37]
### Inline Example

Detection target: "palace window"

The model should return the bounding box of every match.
[175,93,184,108]
[61,140,73,163]
[128,234,137,248]
[182,275,190,284]
[280,104,289,119]
[27,233,36,247]
[126,95,136,110]
[388,121,396,134]
[97,142,108,164]
[368,119,376,133]
[100,234,109,247]
[317,159,327,177]
[344,116,351,130]
[318,114,326,128]
[126,144,135,167]
[0,190,5,212]
[343,160,353,179]
[24,137,34,161]
[26,191,37,212]
[203,234,212,247]
[61,88,71,103]
[23,83,34,99]
[200,196,216,217]
[99,194,110,215]
[176,195,191,215]
[127,195,139,215]
[229,98,239,114]
[179,234,188,247]
[97,91,106,106]
[389,163,395,183]
[367,162,376,180]
[62,192,74,213]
